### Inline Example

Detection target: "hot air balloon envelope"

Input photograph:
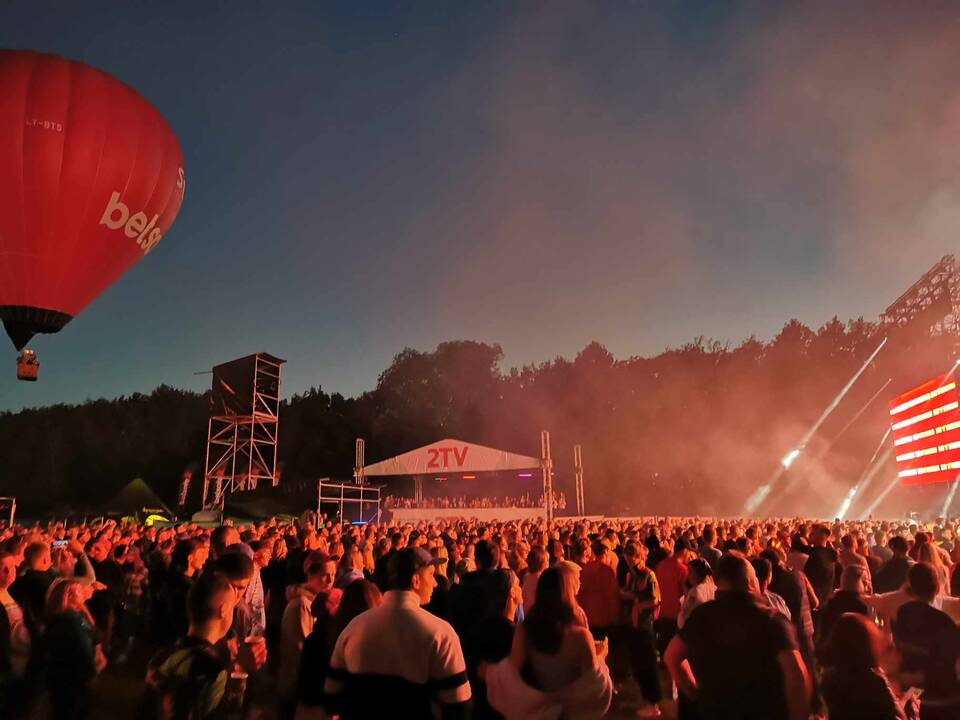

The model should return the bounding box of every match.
[0,50,185,350]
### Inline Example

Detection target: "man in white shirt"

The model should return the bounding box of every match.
[325,547,471,719]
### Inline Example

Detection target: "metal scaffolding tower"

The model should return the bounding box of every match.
[880,254,960,333]
[202,353,285,509]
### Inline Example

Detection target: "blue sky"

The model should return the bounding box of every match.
[3,1,959,410]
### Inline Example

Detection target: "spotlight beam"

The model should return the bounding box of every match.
[755,337,888,513]
[941,475,960,518]
[826,378,892,449]
[861,470,900,518]
[797,337,888,451]
[837,436,892,519]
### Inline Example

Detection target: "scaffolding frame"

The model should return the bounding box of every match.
[881,254,960,333]
[317,479,383,524]
[574,444,585,515]
[541,430,554,522]
[203,353,285,509]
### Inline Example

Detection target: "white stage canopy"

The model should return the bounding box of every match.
[363,438,540,477]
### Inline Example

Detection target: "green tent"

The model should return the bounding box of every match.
[106,477,172,518]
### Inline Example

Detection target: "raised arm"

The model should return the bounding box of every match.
[777,649,811,720]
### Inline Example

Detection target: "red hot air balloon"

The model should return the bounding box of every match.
[0,49,185,358]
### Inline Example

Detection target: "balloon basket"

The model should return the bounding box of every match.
[16,350,39,382]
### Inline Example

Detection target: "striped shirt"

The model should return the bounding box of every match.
[325,590,471,719]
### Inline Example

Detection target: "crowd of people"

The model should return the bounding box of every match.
[385,492,567,510]
[0,513,959,718]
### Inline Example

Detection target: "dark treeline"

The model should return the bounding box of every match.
[1,318,957,517]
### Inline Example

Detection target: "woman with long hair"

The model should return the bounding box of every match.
[915,542,950,594]
[820,613,906,720]
[485,567,612,719]
[334,546,365,590]
[511,567,604,692]
[522,546,548,615]
[43,579,106,720]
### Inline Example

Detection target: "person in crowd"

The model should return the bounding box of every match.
[449,538,501,639]
[697,525,722,571]
[142,572,237,719]
[653,537,689,656]
[571,537,592,567]
[84,539,126,657]
[162,538,208,640]
[210,528,266,640]
[324,547,470,719]
[213,550,258,641]
[838,533,872,585]
[618,540,662,716]
[578,539,621,639]
[262,536,289,666]
[645,532,667,571]
[278,551,337,715]
[752,556,792,621]
[665,553,811,720]
[915,541,951,595]
[816,565,870,649]
[874,535,914,594]
[820,612,906,720]
[9,542,56,636]
[892,562,960,720]
[872,530,894,564]
[462,569,521,720]
[43,578,107,720]
[0,551,32,716]
[334,546,365,590]
[678,558,715,629]
[425,543,452,620]
[294,578,382,719]
[787,535,810,573]
[522,546,547,614]
[489,566,612,719]
[803,523,839,609]
[372,531,405,591]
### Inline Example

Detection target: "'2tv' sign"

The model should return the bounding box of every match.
[426,446,469,469]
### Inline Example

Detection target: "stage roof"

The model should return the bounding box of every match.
[363,438,540,476]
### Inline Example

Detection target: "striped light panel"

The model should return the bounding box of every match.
[889,370,960,486]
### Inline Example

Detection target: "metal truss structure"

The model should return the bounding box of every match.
[881,254,960,334]
[317,479,383,524]
[202,353,285,509]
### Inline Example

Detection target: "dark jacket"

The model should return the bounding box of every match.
[816,590,869,647]
[874,556,913,594]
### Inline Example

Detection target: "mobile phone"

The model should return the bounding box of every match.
[52,540,68,548]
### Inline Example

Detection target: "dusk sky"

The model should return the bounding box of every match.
[2,1,959,411]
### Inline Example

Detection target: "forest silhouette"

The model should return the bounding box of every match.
[2,316,957,518]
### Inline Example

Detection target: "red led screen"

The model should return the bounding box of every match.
[889,370,960,486]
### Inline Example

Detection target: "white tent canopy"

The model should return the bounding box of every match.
[363,438,540,477]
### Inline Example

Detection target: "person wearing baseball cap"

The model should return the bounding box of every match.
[325,547,470,718]
[387,547,446,601]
